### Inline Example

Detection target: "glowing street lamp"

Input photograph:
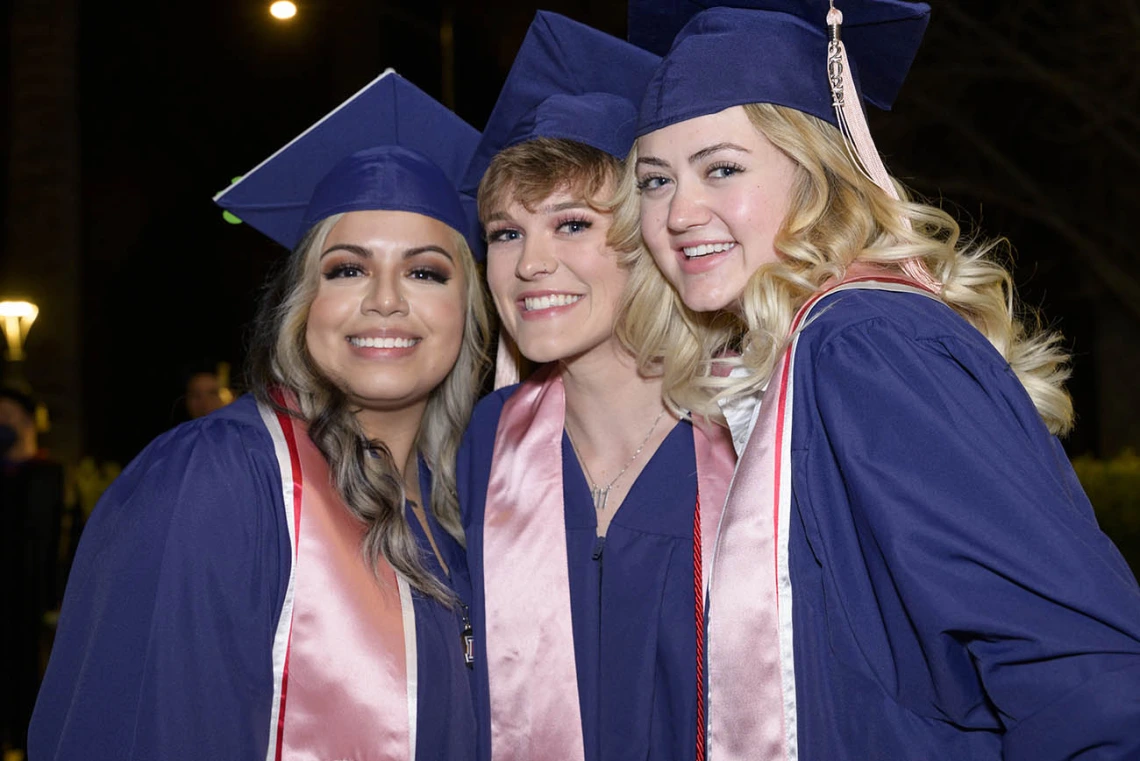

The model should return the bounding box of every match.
[270,1,297,20]
[0,300,38,361]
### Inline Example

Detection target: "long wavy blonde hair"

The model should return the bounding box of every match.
[614,103,1073,436]
[248,212,492,604]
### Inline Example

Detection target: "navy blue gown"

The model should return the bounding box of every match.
[761,288,1140,759]
[30,394,476,761]
[459,388,702,761]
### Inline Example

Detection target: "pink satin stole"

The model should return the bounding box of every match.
[483,365,736,761]
[267,401,416,761]
[706,276,937,761]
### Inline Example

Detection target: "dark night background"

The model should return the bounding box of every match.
[3,0,1139,469]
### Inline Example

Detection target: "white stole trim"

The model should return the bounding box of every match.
[400,576,419,761]
[257,400,301,761]
[776,333,800,760]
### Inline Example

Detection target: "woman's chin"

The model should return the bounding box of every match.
[678,285,742,314]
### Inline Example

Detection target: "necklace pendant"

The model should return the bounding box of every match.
[592,485,610,513]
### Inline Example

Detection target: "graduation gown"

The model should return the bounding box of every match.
[29,394,477,761]
[712,284,1140,760]
[459,378,725,761]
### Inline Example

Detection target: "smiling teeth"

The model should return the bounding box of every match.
[523,294,583,311]
[682,242,735,258]
[349,336,418,348]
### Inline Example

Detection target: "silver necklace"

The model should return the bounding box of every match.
[566,408,668,513]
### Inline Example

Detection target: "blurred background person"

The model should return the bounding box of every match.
[174,360,234,424]
[0,387,64,761]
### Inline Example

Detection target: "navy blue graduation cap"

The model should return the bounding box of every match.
[214,69,482,254]
[631,0,930,136]
[460,11,660,196]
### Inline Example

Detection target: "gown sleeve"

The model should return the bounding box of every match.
[29,412,291,761]
[806,315,1140,760]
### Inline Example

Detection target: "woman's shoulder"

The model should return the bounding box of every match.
[99,394,283,529]
[31,393,293,761]
[70,394,291,634]
[149,393,273,453]
[457,383,533,513]
[473,384,520,415]
[466,384,521,438]
[801,287,1004,369]
[792,287,1058,457]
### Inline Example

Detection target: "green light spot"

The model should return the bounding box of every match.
[222,176,244,224]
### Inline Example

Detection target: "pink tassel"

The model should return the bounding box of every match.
[494,330,521,389]
[827,3,941,293]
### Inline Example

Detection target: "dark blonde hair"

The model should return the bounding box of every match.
[478,137,630,251]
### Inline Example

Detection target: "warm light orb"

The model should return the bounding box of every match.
[0,300,38,362]
[0,301,37,319]
[269,1,297,20]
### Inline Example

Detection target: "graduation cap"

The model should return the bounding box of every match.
[460,11,660,197]
[214,69,482,254]
[631,0,930,136]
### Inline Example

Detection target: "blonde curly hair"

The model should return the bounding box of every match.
[614,103,1073,436]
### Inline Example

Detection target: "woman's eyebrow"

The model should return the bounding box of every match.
[636,155,670,170]
[540,200,591,214]
[320,243,370,260]
[688,142,751,164]
[403,245,454,262]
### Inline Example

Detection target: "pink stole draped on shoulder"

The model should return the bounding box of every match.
[258,396,418,761]
[483,364,736,761]
[706,276,939,761]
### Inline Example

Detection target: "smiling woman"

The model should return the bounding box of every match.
[307,210,468,418]
[634,109,798,314]
[455,13,737,761]
[482,152,629,367]
[613,1,1140,759]
[30,71,490,761]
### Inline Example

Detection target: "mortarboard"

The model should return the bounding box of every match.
[214,69,482,254]
[631,0,930,136]
[461,12,660,389]
[460,11,660,197]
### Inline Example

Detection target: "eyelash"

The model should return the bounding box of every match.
[636,175,670,193]
[323,263,365,280]
[708,161,745,178]
[485,227,520,245]
[485,216,593,243]
[322,262,450,284]
[636,161,746,193]
[409,267,450,284]
[555,216,592,235]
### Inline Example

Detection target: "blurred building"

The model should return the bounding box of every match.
[4,0,82,466]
